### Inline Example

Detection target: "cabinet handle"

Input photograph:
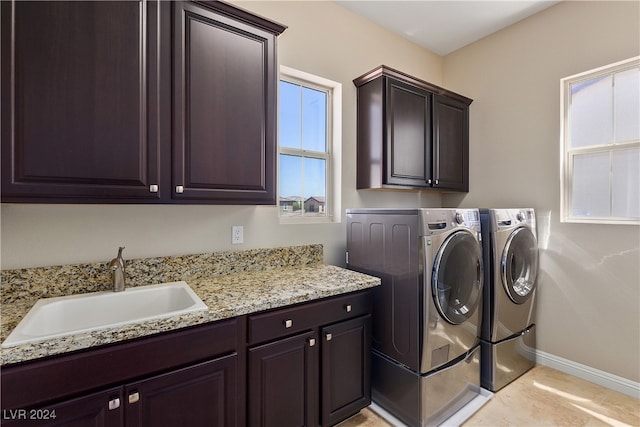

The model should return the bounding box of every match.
[175,185,184,193]
[326,333,332,341]
[108,398,120,410]
[308,338,316,347]
[435,179,439,185]
[128,392,140,404]
[149,185,158,193]
[284,319,293,328]
[345,304,352,313]
[428,178,432,184]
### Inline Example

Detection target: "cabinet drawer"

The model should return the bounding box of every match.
[248,290,371,345]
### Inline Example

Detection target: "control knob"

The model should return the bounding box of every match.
[516,211,526,222]
[455,212,465,225]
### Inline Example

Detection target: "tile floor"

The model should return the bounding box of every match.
[338,365,640,426]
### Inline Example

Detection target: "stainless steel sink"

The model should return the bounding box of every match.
[2,281,208,348]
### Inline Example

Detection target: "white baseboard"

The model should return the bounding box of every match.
[368,401,405,426]
[535,350,640,399]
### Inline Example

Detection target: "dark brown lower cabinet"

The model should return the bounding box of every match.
[125,355,236,427]
[0,320,240,427]
[248,331,319,427]
[1,387,123,427]
[1,356,236,427]
[1,291,373,427]
[247,312,372,426]
[321,315,371,426]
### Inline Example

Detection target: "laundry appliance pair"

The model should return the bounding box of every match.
[346,208,539,426]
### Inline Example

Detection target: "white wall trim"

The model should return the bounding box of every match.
[536,350,640,399]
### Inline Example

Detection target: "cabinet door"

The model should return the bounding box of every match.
[0,1,165,202]
[125,355,237,427]
[248,331,319,427]
[385,78,432,188]
[172,1,279,204]
[321,315,371,426]
[0,387,123,427]
[433,94,469,192]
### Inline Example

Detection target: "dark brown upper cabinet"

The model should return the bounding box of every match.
[432,93,470,192]
[1,0,285,205]
[1,0,166,202]
[172,1,285,204]
[354,66,472,192]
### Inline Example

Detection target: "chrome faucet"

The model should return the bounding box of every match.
[109,246,126,292]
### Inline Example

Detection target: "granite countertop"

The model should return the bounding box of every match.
[0,245,380,366]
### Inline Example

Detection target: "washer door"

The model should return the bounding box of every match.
[501,227,538,304]
[432,230,483,325]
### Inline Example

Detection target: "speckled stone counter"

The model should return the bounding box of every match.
[0,245,380,366]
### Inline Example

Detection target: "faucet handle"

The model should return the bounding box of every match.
[110,246,127,292]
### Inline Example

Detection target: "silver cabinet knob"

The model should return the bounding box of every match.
[128,392,140,404]
[308,338,316,347]
[326,333,332,341]
[345,304,352,313]
[435,179,439,185]
[175,185,184,193]
[108,398,120,410]
[284,319,293,328]
[149,185,159,193]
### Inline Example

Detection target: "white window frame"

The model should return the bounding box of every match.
[560,56,640,225]
[278,66,342,224]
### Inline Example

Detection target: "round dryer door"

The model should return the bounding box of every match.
[501,227,538,304]
[432,230,483,325]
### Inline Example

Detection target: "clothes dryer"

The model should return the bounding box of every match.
[479,208,538,392]
[347,208,483,426]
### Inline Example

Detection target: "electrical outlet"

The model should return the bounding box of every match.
[232,226,244,244]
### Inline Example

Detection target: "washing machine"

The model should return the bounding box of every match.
[346,208,483,426]
[479,208,538,392]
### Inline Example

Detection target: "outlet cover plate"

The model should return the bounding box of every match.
[232,226,244,244]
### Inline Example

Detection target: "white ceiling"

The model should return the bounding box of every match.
[334,1,561,56]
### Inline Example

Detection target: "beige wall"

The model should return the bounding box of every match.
[442,1,640,382]
[3,0,638,384]
[0,0,443,270]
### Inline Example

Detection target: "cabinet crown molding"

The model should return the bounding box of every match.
[353,65,473,106]
[193,0,287,35]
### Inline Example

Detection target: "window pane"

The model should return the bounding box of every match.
[612,148,640,218]
[302,87,327,152]
[280,81,301,149]
[614,68,640,142]
[303,157,326,198]
[570,75,612,148]
[280,153,302,198]
[572,152,610,217]
[279,155,327,217]
[303,157,327,216]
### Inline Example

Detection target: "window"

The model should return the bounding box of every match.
[278,66,341,223]
[561,57,640,224]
